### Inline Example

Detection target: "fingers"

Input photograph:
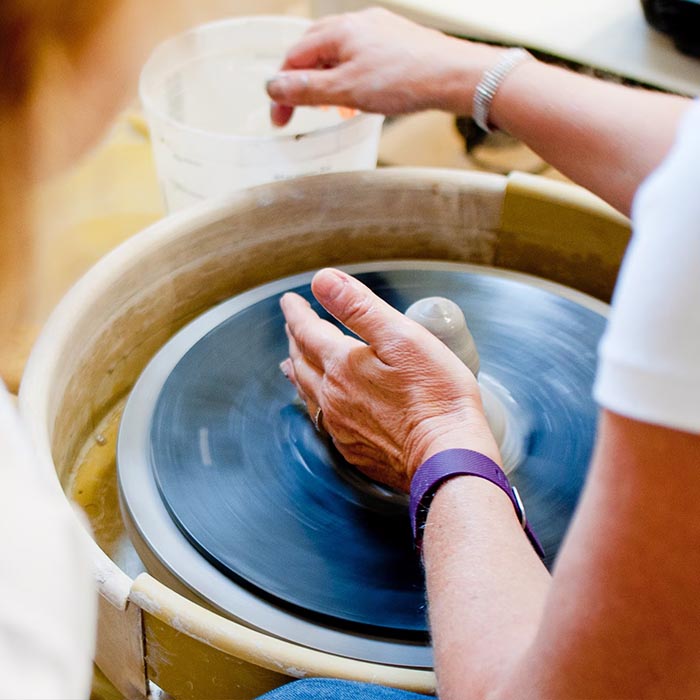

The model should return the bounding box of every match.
[280,29,343,71]
[270,102,294,128]
[281,357,323,432]
[280,292,351,370]
[267,66,348,128]
[280,298,339,432]
[285,328,325,408]
[267,66,348,108]
[266,21,351,125]
[310,268,420,362]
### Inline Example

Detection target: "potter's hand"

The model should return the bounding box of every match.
[266,8,503,127]
[280,268,500,492]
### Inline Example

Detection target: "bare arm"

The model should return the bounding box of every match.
[490,61,689,214]
[266,8,691,215]
[422,411,700,700]
[422,477,549,700]
[281,269,552,694]
[282,269,700,699]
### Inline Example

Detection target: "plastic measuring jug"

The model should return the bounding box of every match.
[139,15,385,212]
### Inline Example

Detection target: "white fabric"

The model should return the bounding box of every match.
[0,383,95,700]
[594,99,700,434]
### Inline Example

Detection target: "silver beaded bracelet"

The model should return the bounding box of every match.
[472,47,533,133]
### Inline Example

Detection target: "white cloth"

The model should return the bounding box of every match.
[0,383,95,700]
[594,99,700,433]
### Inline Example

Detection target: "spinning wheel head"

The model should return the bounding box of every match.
[118,261,607,667]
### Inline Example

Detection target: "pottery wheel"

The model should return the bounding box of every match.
[118,261,607,667]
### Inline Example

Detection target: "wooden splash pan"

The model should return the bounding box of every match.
[19,168,629,699]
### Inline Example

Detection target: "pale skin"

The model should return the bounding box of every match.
[282,270,700,700]
[267,8,690,216]
[275,9,700,699]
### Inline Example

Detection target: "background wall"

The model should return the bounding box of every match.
[173,0,310,25]
[0,1,312,392]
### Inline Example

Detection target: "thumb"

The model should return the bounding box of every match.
[311,268,419,361]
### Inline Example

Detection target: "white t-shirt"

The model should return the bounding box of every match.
[0,383,95,700]
[595,99,700,434]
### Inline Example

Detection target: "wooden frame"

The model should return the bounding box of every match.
[19,168,629,699]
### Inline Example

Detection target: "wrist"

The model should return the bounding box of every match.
[487,57,543,133]
[406,412,502,482]
[409,448,545,558]
[435,40,505,115]
[472,48,534,132]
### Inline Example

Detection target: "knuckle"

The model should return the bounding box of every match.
[362,6,384,18]
[401,323,425,345]
[343,345,372,377]
[364,6,390,23]
[289,73,312,101]
[347,84,365,105]
[338,15,355,33]
[383,325,423,359]
[321,358,351,402]
[316,66,350,103]
[322,354,342,381]
[339,292,375,328]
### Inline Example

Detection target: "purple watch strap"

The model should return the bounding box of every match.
[409,448,544,558]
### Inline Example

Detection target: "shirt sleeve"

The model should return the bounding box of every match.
[0,387,96,700]
[593,99,700,434]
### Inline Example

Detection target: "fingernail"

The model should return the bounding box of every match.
[314,268,349,303]
[280,292,309,311]
[266,73,288,99]
[279,358,292,378]
[280,293,293,312]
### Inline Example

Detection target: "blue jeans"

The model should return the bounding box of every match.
[257,678,434,699]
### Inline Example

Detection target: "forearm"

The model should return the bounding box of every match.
[491,61,690,214]
[440,43,690,215]
[496,412,700,699]
[422,411,700,700]
[268,9,691,215]
[422,475,550,700]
